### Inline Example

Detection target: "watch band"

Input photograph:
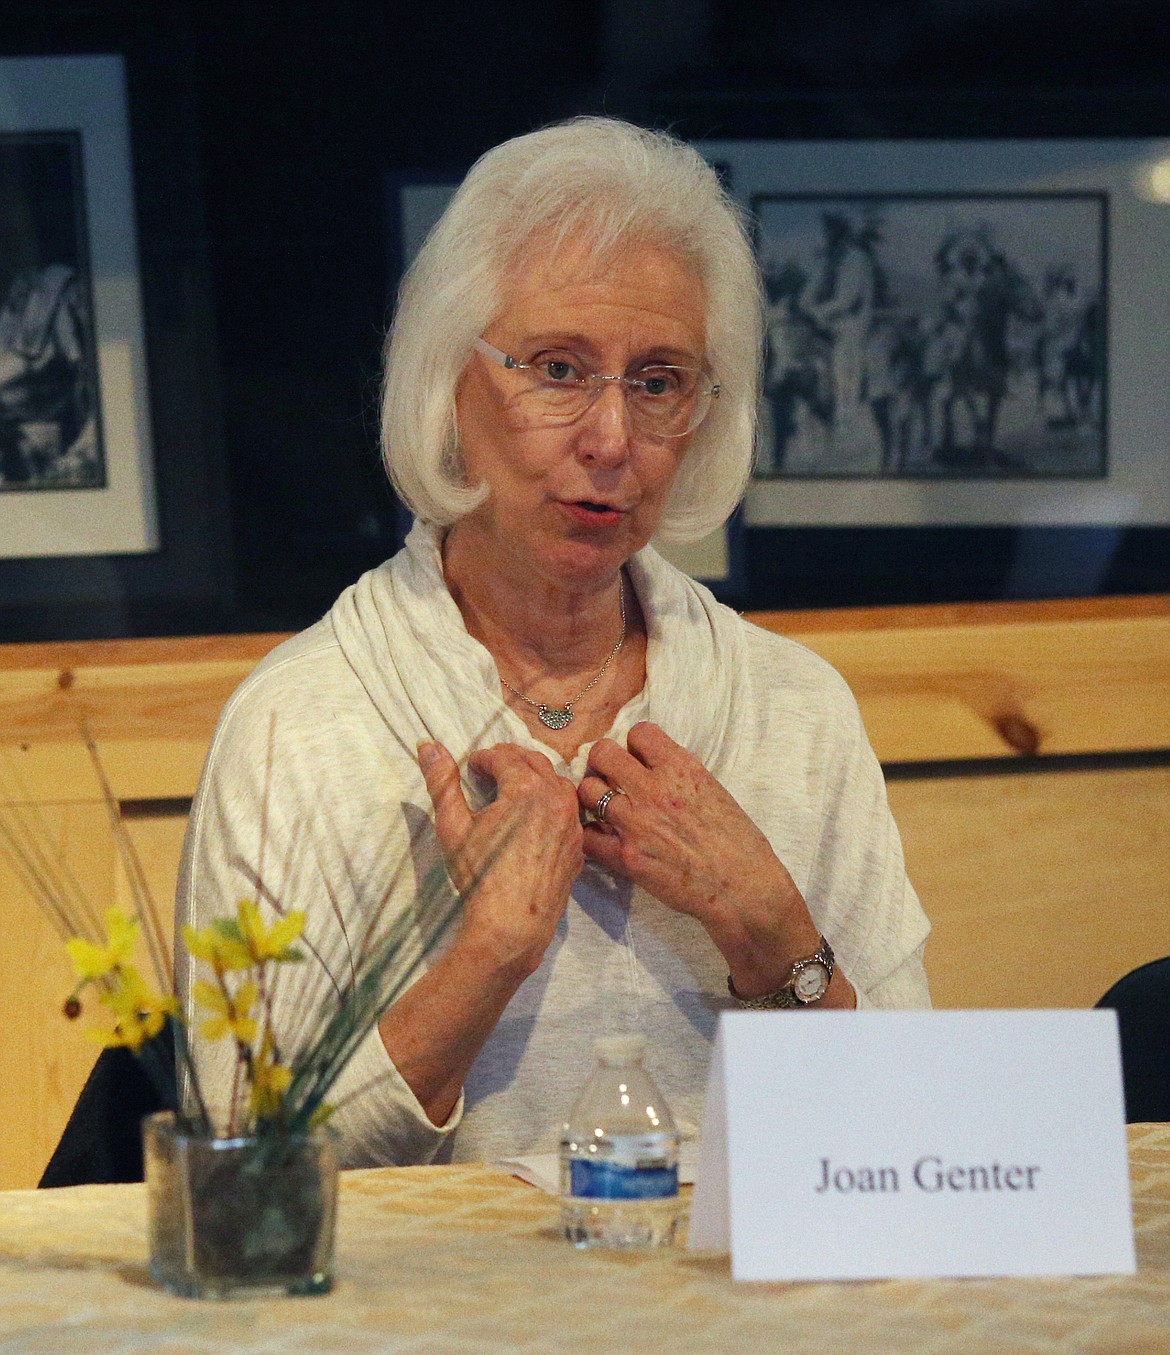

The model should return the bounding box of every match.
[726,935,836,1010]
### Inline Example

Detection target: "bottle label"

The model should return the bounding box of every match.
[570,1159,679,1200]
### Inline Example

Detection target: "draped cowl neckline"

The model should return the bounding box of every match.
[329,519,748,790]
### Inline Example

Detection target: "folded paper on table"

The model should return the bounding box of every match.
[688,1009,1135,1281]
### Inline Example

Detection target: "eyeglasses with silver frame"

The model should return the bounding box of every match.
[473,338,720,439]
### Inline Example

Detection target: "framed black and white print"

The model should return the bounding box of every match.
[0,55,156,558]
[0,132,104,492]
[752,191,1106,482]
[698,138,1170,530]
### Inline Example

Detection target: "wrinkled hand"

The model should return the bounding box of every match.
[578,722,821,986]
[420,741,584,982]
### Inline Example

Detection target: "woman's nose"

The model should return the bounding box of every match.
[574,381,632,465]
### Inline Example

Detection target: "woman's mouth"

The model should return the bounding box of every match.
[561,500,624,527]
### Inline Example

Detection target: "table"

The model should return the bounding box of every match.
[2,1124,1169,1354]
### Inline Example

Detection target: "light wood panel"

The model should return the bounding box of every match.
[0,634,281,801]
[890,765,1170,1011]
[0,806,186,1192]
[0,597,1167,798]
[0,804,113,1192]
[755,594,1170,762]
[115,813,185,959]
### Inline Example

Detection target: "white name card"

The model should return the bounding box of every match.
[688,1009,1135,1281]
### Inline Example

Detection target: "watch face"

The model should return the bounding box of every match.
[793,960,830,1003]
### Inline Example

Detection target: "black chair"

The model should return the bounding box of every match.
[39,1022,176,1188]
[1095,957,1170,1123]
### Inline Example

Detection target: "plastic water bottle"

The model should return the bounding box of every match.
[559,1033,681,1249]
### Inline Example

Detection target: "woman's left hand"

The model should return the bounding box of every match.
[580,721,835,999]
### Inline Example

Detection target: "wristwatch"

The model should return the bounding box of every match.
[726,936,835,1009]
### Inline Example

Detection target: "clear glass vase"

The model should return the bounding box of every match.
[144,1111,338,1299]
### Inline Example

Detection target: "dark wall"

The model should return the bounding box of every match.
[1,1,1168,637]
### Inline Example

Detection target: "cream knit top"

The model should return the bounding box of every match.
[177,523,930,1166]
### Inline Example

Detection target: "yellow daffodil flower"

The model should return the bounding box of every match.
[182,900,306,974]
[94,965,179,1052]
[182,920,253,973]
[66,907,139,982]
[193,978,259,1044]
[249,1033,293,1120]
[237,899,306,963]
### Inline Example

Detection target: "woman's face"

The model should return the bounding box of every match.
[452,236,707,592]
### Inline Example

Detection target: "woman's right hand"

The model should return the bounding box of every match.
[419,740,583,982]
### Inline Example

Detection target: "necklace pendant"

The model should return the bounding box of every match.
[538,705,573,731]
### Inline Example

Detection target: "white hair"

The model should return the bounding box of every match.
[380,116,762,543]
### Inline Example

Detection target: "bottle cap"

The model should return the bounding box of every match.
[594,1033,647,1065]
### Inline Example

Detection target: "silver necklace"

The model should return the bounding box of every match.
[499,576,626,731]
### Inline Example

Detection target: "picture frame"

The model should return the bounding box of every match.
[0,54,156,558]
[697,138,1170,530]
[0,38,234,642]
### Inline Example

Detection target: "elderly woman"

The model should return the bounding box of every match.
[177,117,930,1167]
